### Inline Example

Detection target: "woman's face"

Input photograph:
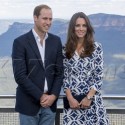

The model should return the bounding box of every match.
[74,17,87,39]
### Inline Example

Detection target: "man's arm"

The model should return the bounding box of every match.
[49,38,63,97]
[12,39,43,101]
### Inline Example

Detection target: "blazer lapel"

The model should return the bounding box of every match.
[44,35,52,68]
[27,30,44,68]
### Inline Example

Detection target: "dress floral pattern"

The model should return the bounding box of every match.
[63,42,109,125]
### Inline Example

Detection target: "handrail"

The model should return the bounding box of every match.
[1,94,125,125]
[0,94,16,99]
[1,94,125,100]
[102,95,125,100]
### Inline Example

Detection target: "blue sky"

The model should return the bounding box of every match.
[0,0,125,19]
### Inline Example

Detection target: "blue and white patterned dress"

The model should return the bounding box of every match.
[63,42,109,125]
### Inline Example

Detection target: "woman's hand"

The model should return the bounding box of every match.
[65,89,80,109]
[79,97,92,109]
[68,96,80,109]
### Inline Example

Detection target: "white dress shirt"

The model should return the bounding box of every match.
[32,29,48,93]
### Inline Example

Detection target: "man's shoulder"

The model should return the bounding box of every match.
[15,30,32,41]
[47,33,62,46]
[48,32,60,39]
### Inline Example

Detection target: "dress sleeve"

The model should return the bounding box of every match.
[91,43,104,92]
[63,54,71,92]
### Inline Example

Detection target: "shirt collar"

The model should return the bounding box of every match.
[32,29,48,43]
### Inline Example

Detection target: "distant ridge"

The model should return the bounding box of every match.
[89,13,125,26]
[0,13,125,56]
[0,13,125,95]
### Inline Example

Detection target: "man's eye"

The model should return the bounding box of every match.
[42,18,52,21]
[43,17,48,20]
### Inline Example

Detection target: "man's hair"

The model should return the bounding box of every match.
[33,4,51,17]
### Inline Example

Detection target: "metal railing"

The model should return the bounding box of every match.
[1,94,125,125]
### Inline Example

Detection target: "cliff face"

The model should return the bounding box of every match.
[0,13,125,94]
[0,13,125,56]
[89,13,125,27]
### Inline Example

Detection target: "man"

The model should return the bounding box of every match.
[12,4,63,125]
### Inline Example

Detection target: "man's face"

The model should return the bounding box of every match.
[34,8,52,33]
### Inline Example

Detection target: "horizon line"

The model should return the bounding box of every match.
[0,13,125,20]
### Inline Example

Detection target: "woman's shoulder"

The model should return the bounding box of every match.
[92,41,103,56]
[93,41,103,52]
[62,45,66,53]
[62,46,67,59]
[94,41,102,48]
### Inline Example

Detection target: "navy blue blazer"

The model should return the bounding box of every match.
[12,30,63,116]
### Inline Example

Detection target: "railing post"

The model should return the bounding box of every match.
[55,108,63,125]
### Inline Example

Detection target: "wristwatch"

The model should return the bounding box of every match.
[86,95,94,100]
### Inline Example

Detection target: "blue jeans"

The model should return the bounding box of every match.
[19,107,56,125]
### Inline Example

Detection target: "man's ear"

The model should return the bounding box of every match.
[34,15,38,22]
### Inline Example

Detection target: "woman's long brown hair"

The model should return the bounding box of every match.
[65,12,95,59]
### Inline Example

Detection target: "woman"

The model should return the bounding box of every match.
[63,12,109,125]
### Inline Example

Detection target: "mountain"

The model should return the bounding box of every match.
[0,19,33,35]
[0,20,14,35]
[0,13,125,57]
[0,19,68,56]
[88,13,125,53]
[0,22,33,56]
[89,13,125,26]
[0,13,125,95]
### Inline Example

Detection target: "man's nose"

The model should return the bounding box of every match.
[46,19,51,25]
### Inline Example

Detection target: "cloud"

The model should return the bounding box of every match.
[0,0,125,19]
[113,54,125,60]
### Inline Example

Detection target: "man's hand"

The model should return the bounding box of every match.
[40,94,56,108]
